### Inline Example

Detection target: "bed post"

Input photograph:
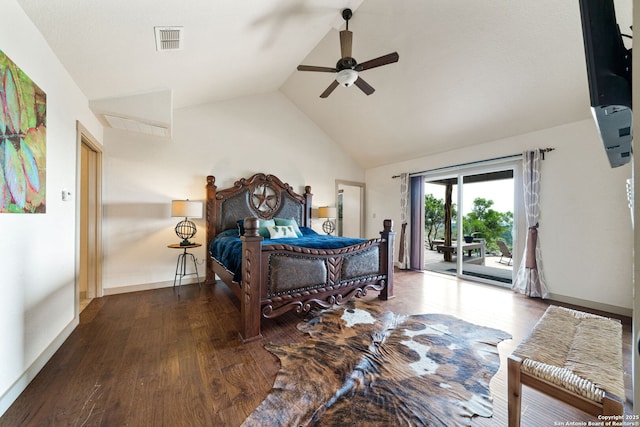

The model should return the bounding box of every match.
[303,186,312,227]
[205,176,217,286]
[379,219,395,300]
[239,216,264,343]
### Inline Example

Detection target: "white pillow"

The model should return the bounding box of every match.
[274,217,303,237]
[267,225,299,239]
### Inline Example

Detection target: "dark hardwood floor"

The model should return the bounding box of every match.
[0,270,633,426]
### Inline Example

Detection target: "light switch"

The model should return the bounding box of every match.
[62,189,72,201]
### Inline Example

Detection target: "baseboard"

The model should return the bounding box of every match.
[0,316,79,417]
[103,278,200,296]
[549,292,632,319]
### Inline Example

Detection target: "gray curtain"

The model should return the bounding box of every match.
[410,176,424,270]
[398,173,410,269]
[512,150,549,298]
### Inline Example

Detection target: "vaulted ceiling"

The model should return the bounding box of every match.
[17,0,632,168]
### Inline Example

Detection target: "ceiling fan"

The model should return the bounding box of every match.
[297,8,399,98]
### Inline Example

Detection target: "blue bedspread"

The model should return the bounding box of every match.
[209,227,367,282]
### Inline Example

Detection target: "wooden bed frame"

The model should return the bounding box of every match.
[205,173,395,343]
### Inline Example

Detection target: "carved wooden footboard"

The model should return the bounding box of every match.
[205,173,394,343]
[239,216,394,342]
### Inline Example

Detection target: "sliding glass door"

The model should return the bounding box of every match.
[421,161,519,287]
[459,170,514,285]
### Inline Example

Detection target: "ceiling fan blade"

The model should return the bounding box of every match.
[297,65,337,72]
[356,52,399,71]
[354,77,375,95]
[320,80,339,98]
[340,30,353,58]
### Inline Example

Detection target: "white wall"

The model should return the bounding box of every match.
[0,0,103,415]
[102,91,365,292]
[365,119,633,314]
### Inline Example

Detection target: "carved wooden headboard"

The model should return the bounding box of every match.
[206,173,313,245]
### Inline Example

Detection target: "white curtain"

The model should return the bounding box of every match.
[512,150,549,298]
[398,173,410,269]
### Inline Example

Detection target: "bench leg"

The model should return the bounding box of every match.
[508,355,523,427]
[602,393,624,417]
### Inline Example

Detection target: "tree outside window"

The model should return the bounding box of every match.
[425,194,512,253]
[424,194,456,249]
[462,197,512,252]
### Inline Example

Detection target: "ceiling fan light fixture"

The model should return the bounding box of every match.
[336,69,358,87]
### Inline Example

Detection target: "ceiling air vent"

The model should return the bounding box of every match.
[154,26,183,51]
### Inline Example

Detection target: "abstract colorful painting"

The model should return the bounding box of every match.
[0,50,46,213]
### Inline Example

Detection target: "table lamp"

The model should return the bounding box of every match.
[171,199,203,246]
[318,206,337,235]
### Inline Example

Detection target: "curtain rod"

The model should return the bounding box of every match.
[391,147,555,179]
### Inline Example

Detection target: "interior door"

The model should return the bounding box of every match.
[79,143,91,305]
[77,123,103,314]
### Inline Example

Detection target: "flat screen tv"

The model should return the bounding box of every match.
[578,0,632,168]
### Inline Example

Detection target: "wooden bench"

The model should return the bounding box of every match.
[508,305,625,426]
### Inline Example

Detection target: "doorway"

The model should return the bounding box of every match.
[77,122,103,314]
[335,180,365,238]
[422,164,518,287]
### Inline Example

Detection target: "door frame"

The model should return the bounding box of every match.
[335,180,365,238]
[419,158,523,285]
[75,121,103,316]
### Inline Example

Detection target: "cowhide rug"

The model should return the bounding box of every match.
[242,300,511,427]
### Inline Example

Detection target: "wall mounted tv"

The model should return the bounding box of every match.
[578,0,632,168]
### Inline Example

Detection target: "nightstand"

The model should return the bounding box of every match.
[167,243,202,294]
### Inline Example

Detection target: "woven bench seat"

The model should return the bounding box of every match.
[508,305,624,427]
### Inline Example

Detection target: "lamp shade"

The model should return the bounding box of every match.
[318,206,337,219]
[171,200,203,218]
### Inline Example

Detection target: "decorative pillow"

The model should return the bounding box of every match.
[237,219,245,236]
[274,217,303,237]
[267,225,299,239]
[258,219,276,238]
